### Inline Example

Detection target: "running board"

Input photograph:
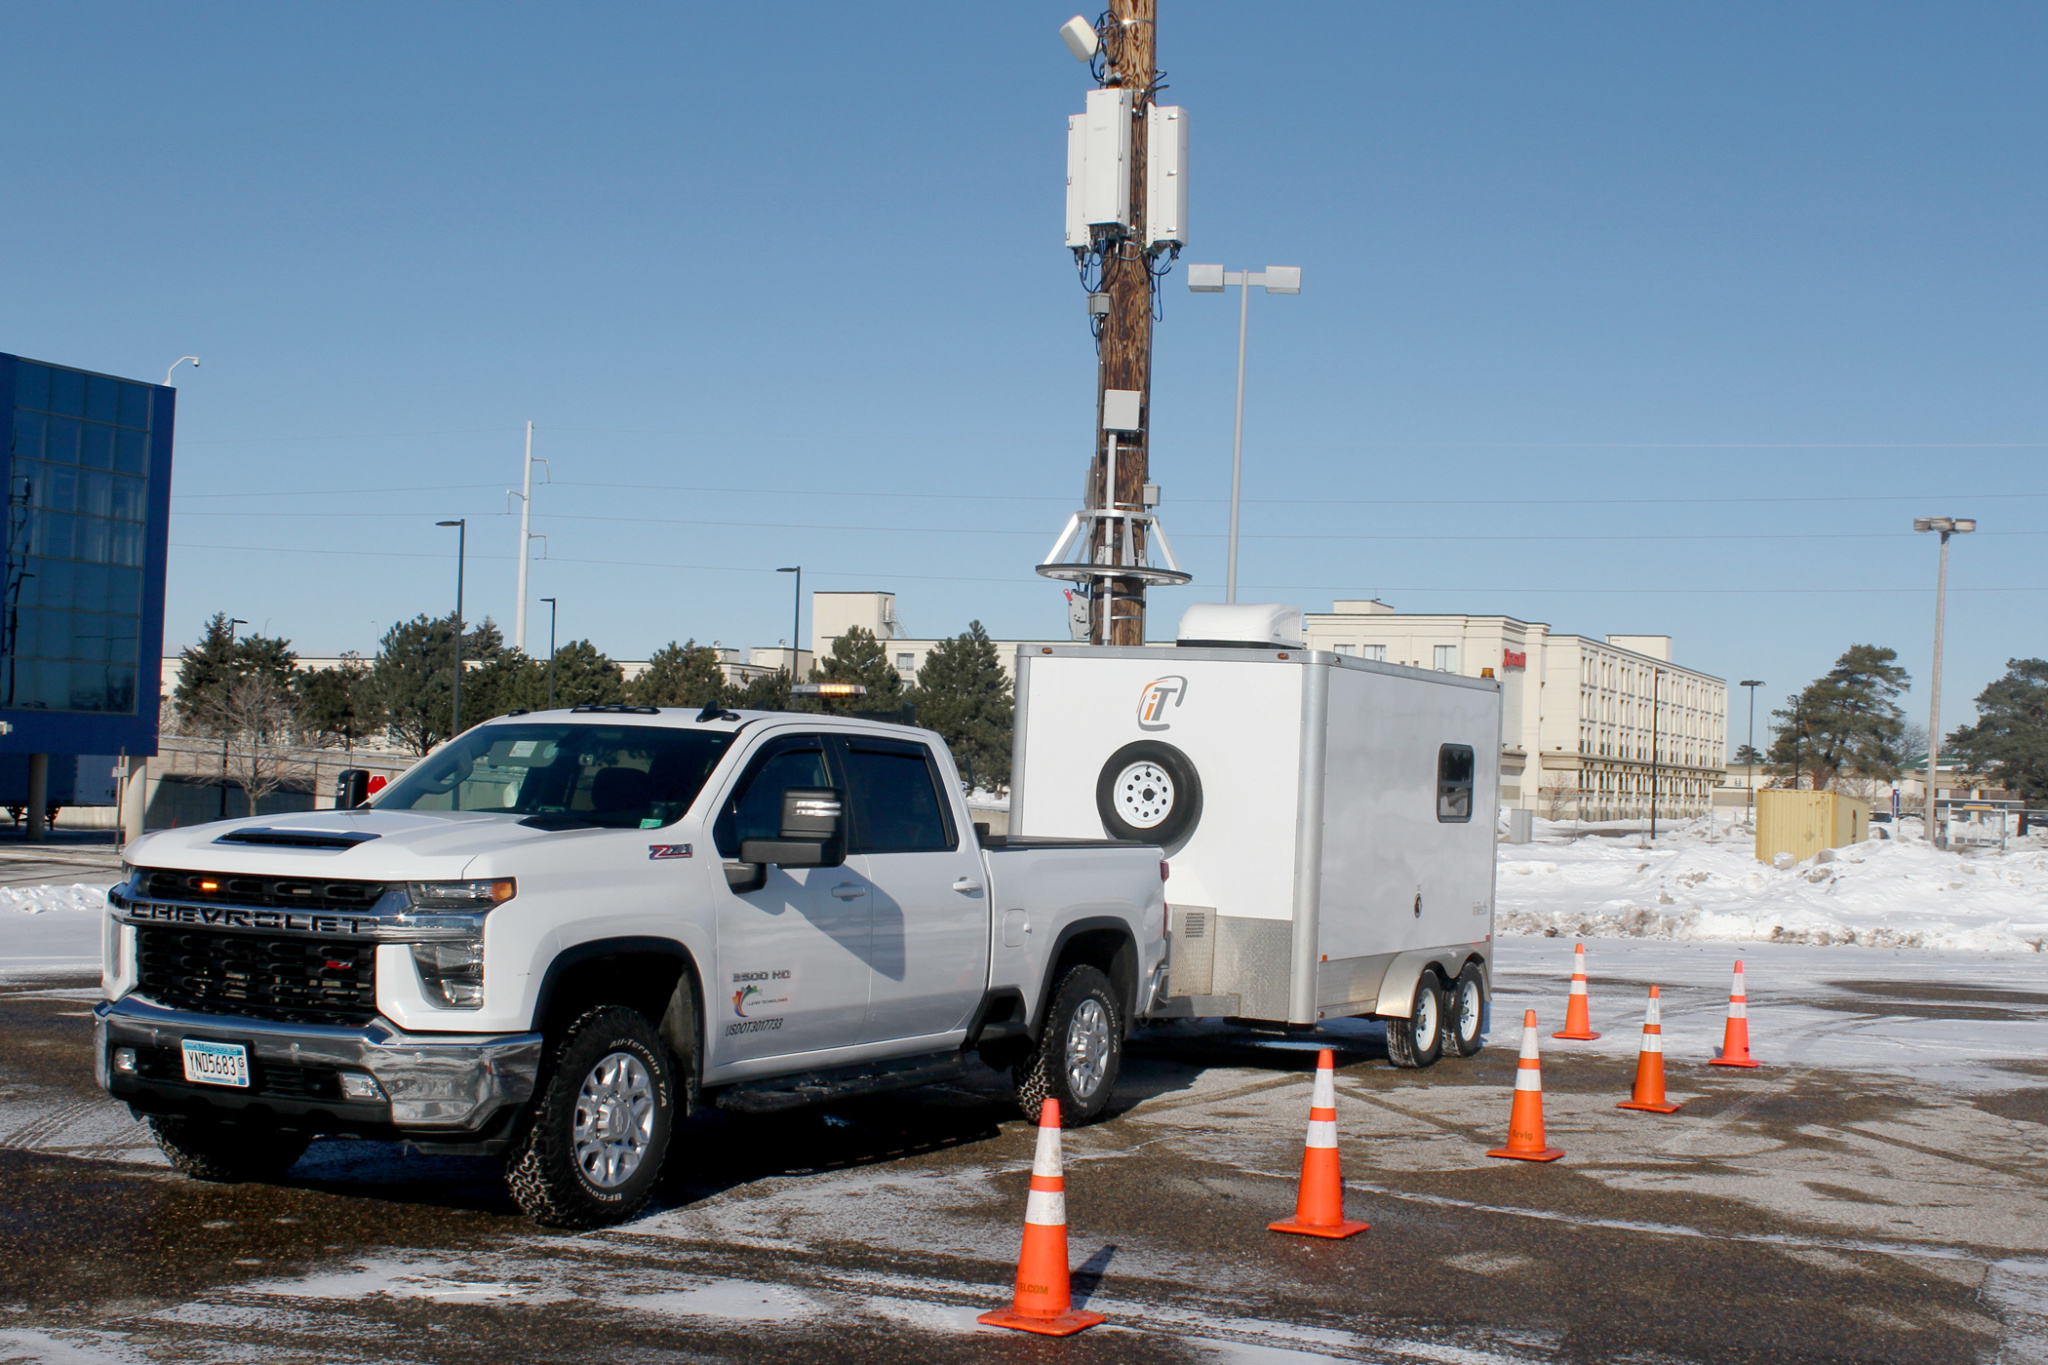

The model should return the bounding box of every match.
[712,1053,969,1114]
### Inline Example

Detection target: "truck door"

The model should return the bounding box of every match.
[834,735,988,1042]
[710,734,873,1061]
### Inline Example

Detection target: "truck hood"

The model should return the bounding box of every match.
[121,808,563,881]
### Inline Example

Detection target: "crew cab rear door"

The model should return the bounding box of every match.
[833,734,988,1042]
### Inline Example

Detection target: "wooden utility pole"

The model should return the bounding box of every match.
[1091,0,1156,647]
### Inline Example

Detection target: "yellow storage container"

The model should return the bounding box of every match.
[1755,789,1870,865]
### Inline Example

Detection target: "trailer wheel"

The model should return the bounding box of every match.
[1095,741,1203,847]
[1385,971,1445,1069]
[1449,965,1486,1057]
[1013,964,1123,1125]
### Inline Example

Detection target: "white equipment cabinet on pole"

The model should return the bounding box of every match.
[1009,604,1501,1039]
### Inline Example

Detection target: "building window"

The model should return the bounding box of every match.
[1433,645,1457,673]
[895,652,915,676]
[1334,643,1356,655]
[1360,644,1386,661]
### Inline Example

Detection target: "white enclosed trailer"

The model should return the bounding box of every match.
[1009,605,1501,1063]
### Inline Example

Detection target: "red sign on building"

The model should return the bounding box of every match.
[1502,649,1527,670]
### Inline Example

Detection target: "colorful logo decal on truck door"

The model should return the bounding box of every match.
[726,969,793,1036]
[647,844,692,860]
[1137,675,1189,731]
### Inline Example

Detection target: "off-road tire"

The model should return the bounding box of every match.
[1449,964,1486,1057]
[148,1114,310,1182]
[505,1005,675,1230]
[1013,964,1123,1126]
[1385,970,1446,1070]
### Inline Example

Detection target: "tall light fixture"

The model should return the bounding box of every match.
[1912,516,1975,845]
[540,596,558,710]
[1188,263,1301,603]
[437,519,467,738]
[777,567,801,677]
[163,356,200,386]
[219,617,247,819]
[1739,679,1764,828]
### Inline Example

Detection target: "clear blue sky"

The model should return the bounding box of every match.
[5,3,2042,745]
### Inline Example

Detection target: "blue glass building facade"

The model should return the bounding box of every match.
[0,353,174,756]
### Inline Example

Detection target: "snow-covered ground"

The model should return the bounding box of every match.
[1500,819,2048,953]
[0,881,113,980]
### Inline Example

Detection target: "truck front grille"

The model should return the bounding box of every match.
[131,1044,347,1102]
[135,925,379,1025]
[136,868,388,914]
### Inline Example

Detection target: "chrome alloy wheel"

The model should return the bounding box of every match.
[573,1051,655,1188]
[1112,761,1176,829]
[1065,998,1113,1099]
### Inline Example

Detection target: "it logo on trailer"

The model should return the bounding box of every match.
[1136,675,1189,731]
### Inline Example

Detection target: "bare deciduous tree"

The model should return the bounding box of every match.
[210,670,307,818]
[1538,772,1581,824]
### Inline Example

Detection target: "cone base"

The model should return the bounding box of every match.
[1486,1145,1565,1162]
[1618,1098,1682,1113]
[1551,1029,1601,1040]
[977,1307,1106,1336]
[1708,1056,1761,1068]
[1268,1217,1370,1239]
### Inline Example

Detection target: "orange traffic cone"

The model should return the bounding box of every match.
[1552,941,1600,1040]
[1487,1010,1565,1162]
[978,1098,1106,1336]
[1617,986,1681,1113]
[1269,1048,1369,1239]
[1708,959,1761,1068]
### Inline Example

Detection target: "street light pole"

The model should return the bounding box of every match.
[164,356,200,387]
[777,567,801,677]
[541,597,557,710]
[1913,516,1975,846]
[219,617,246,819]
[437,519,467,739]
[1649,668,1660,841]
[1189,264,1301,603]
[1739,679,1764,829]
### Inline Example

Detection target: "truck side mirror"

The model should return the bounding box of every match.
[336,769,372,809]
[727,788,847,890]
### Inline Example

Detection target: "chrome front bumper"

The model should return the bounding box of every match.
[94,995,543,1134]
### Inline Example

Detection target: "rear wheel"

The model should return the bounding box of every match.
[1014,965,1123,1126]
[1449,965,1486,1057]
[148,1114,310,1182]
[505,1005,675,1229]
[1385,970,1445,1070]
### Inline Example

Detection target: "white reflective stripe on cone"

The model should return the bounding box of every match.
[1569,977,1588,995]
[1032,1127,1064,1178]
[1641,1031,1663,1054]
[1024,1187,1067,1226]
[1728,1000,1748,1019]
[1514,1067,1543,1093]
[1519,1026,1541,1060]
[1646,995,1662,1027]
[1306,1118,1338,1148]
[1311,1066,1335,1109]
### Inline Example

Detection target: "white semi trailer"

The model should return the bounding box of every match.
[1010,603,1501,1066]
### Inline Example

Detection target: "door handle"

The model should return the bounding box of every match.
[952,878,983,894]
[830,884,866,900]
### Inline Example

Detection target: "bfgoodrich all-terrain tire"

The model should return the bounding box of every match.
[148,1115,310,1182]
[505,1005,675,1229]
[1384,970,1446,1070]
[1013,964,1124,1126]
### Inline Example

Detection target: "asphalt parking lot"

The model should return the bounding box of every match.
[3,938,2045,1364]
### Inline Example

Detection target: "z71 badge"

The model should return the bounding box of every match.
[648,844,692,860]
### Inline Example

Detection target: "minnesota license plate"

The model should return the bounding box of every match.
[180,1039,250,1088]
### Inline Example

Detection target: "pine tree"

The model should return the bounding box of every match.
[372,614,506,755]
[174,613,297,736]
[1947,658,2048,803]
[911,621,1012,791]
[804,625,904,715]
[467,651,546,721]
[1767,644,1910,790]
[630,640,726,707]
[295,653,385,748]
[547,640,627,708]
[733,668,791,711]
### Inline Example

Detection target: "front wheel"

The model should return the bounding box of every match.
[1385,970,1446,1070]
[505,1005,675,1229]
[1013,965,1124,1126]
[148,1114,310,1182]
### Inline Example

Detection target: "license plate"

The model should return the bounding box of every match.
[180,1039,250,1088]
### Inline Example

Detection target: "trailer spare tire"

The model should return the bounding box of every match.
[1096,741,1203,846]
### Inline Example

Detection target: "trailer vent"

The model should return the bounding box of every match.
[1176,603,1305,650]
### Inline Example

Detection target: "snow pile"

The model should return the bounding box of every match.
[1497,826,2048,952]
[0,881,112,978]
[0,882,113,915]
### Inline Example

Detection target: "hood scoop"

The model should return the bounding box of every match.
[213,827,380,851]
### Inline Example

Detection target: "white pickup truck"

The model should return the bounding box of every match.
[95,705,1166,1227]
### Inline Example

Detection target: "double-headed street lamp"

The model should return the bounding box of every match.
[437,519,467,737]
[1739,680,1764,827]
[1189,263,1301,603]
[1913,516,1975,845]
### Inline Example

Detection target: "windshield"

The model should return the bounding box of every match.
[375,723,735,829]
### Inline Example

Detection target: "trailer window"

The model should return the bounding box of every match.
[1437,744,1476,823]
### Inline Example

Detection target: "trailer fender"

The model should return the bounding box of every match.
[1372,949,1466,1020]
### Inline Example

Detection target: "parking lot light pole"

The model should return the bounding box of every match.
[778,567,801,676]
[541,597,557,710]
[1739,680,1763,828]
[1187,265,1301,603]
[1913,516,1975,845]
[219,618,247,819]
[437,520,466,737]
[163,356,200,386]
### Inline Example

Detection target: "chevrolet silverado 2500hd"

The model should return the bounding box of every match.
[95,706,1166,1227]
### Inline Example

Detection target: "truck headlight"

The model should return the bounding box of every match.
[412,940,486,1009]
[407,879,515,909]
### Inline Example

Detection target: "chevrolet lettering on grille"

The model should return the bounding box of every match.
[122,901,382,936]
